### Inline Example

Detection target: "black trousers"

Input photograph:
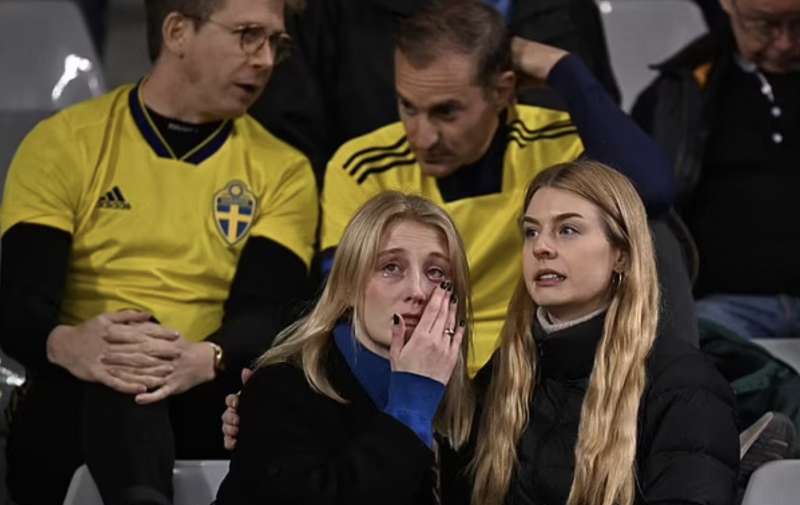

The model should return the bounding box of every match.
[6,365,240,505]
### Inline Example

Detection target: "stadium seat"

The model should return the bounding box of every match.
[741,459,800,505]
[752,339,800,374]
[597,0,707,110]
[62,460,230,505]
[0,0,106,197]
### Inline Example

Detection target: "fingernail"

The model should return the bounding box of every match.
[450,294,458,304]
[459,319,466,327]
[440,281,447,289]
[392,314,400,325]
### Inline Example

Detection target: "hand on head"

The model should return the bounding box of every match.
[511,37,569,90]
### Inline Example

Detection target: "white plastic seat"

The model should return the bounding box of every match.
[62,460,231,505]
[752,339,800,374]
[597,0,707,110]
[741,459,800,505]
[0,0,106,196]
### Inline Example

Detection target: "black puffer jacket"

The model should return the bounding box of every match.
[442,313,739,505]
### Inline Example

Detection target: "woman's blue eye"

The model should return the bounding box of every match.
[427,267,446,280]
[560,225,578,236]
[382,263,401,276]
[523,227,538,239]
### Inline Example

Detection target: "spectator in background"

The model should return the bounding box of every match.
[633,0,800,341]
[73,0,110,57]
[251,0,620,178]
[320,0,675,375]
[0,0,316,504]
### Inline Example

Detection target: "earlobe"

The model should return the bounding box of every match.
[494,70,516,110]
[614,251,628,272]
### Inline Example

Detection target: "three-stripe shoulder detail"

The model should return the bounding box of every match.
[339,135,416,184]
[508,119,578,148]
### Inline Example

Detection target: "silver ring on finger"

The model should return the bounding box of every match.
[444,328,456,337]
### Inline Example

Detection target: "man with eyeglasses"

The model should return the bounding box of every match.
[0,0,315,504]
[633,0,800,341]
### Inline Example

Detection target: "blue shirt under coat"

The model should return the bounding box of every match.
[333,323,445,449]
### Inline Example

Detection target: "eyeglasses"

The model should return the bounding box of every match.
[730,0,800,43]
[188,15,293,63]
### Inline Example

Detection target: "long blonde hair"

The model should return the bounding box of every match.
[257,191,475,447]
[471,160,660,505]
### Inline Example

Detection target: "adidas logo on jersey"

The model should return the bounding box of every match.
[97,186,132,210]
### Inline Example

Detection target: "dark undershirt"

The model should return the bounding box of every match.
[0,224,309,375]
[145,106,224,160]
[436,115,509,202]
[688,66,800,296]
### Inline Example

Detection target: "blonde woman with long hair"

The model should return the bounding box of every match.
[215,191,474,505]
[444,160,738,505]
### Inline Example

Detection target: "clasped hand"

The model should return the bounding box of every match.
[46,310,215,404]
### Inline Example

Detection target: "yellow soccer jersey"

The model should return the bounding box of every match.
[1,84,318,342]
[321,105,583,374]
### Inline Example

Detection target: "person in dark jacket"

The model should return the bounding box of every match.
[215,192,475,504]
[632,0,800,341]
[446,160,739,505]
[251,0,620,177]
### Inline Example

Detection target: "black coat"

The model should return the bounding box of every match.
[215,343,437,505]
[442,314,739,505]
[631,28,734,207]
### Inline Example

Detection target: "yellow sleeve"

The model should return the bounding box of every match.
[249,154,318,270]
[0,114,86,236]
[320,155,374,252]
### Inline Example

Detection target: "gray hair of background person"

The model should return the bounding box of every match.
[393,0,513,90]
[472,160,661,505]
[258,191,476,448]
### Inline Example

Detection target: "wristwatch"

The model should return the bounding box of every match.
[207,342,225,373]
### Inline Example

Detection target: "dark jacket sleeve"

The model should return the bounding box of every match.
[248,4,335,180]
[637,345,739,505]
[0,224,307,376]
[216,364,435,505]
[548,55,676,216]
[0,223,71,373]
[206,236,310,373]
[512,0,621,107]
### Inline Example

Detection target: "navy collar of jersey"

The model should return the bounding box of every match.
[436,110,509,202]
[333,323,391,408]
[128,81,233,165]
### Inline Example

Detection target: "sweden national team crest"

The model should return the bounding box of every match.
[214,180,257,245]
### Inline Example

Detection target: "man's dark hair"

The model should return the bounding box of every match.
[144,0,223,62]
[393,0,512,89]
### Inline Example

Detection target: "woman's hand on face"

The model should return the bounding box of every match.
[389,282,465,385]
